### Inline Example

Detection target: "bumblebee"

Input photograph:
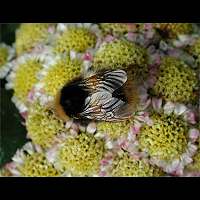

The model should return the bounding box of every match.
[54,69,140,122]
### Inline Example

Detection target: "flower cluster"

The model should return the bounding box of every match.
[110,151,164,177]
[55,133,105,176]
[93,39,148,70]
[154,23,193,39]
[0,43,15,78]
[153,57,198,103]
[54,24,97,54]
[4,142,60,177]
[15,23,55,55]
[26,102,66,148]
[1,23,200,177]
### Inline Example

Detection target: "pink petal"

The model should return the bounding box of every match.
[185,111,196,124]
[34,144,43,153]
[99,171,107,177]
[131,123,141,135]
[146,118,153,126]
[145,30,154,39]
[83,52,92,61]
[5,162,17,170]
[152,97,162,111]
[167,49,180,57]
[144,23,153,31]
[141,98,151,110]
[48,26,55,34]
[46,145,59,163]
[189,128,200,141]
[127,32,137,41]
[20,111,28,119]
[27,88,35,102]
[126,23,137,32]
[100,159,109,166]
[104,35,115,42]
[118,139,129,150]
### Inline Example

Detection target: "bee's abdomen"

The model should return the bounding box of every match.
[112,86,127,102]
[60,83,89,118]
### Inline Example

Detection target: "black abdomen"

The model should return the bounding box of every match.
[60,80,89,118]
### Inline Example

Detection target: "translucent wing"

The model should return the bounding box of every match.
[80,91,132,121]
[79,69,127,93]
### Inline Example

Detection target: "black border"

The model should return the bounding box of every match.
[0,177,200,196]
[1,2,200,198]
[0,1,200,22]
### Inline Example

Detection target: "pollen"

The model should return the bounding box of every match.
[189,37,200,65]
[93,39,148,79]
[57,133,105,176]
[154,23,193,38]
[0,46,8,68]
[18,153,60,177]
[99,23,135,36]
[54,27,96,54]
[153,57,198,103]
[42,57,82,97]
[97,120,133,140]
[15,23,53,56]
[13,59,43,104]
[111,151,164,177]
[138,113,188,162]
[26,102,65,148]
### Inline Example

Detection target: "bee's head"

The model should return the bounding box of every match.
[56,81,89,119]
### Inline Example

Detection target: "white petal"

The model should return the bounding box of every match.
[105,141,113,149]
[65,120,73,129]
[163,101,175,115]
[174,103,187,115]
[70,50,77,60]
[86,122,97,134]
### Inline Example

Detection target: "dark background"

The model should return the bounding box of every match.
[0,24,27,168]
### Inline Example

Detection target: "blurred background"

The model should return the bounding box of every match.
[0,24,27,168]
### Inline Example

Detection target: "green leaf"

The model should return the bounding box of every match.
[0,87,28,168]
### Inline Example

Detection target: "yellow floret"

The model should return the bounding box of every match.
[138,113,188,162]
[57,133,105,176]
[154,23,193,38]
[42,57,82,97]
[99,23,135,36]
[93,39,148,78]
[97,120,133,140]
[153,57,198,103]
[0,47,8,67]
[18,153,60,177]
[54,27,96,54]
[16,23,52,56]
[26,102,65,148]
[189,38,200,64]
[111,151,164,177]
[13,59,43,104]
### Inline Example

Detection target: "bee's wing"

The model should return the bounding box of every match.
[79,70,127,93]
[80,91,132,121]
